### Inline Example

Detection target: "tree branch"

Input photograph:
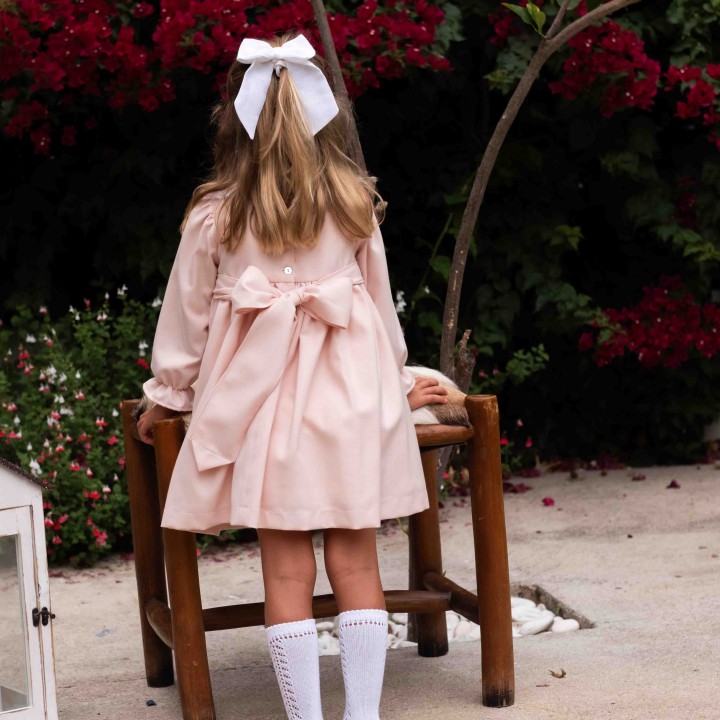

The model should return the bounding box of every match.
[546,0,573,40]
[439,0,642,382]
[310,0,367,174]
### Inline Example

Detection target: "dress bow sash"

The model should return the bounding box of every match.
[187,262,363,472]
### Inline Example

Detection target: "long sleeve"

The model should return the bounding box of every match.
[142,197,220,411]
[355,216,417,396]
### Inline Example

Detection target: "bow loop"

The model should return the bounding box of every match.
[234,33,339,139]
[187,264,360,472]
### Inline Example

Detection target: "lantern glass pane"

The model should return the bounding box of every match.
[0,533,31,712]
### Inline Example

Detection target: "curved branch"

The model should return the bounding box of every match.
[439,0,643,381]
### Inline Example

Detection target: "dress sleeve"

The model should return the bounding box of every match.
[142,197,220,411]
[355,215,417,396]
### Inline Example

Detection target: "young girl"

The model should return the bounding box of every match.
[136,30,448,720]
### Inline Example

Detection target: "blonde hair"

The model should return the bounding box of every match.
[182,30,385,254]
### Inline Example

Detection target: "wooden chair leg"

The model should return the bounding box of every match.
[154,418,216,720]
[408,448,449,656]
[121,401,174,687]
[465,395,515,707]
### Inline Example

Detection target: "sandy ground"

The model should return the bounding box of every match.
[39,461,720,719]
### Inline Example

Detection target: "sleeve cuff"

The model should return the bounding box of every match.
[142,377,194,412]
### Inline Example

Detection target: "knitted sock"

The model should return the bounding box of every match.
[265,618,324,720]
[337,608,389,720]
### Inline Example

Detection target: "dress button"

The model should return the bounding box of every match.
[283,266,293,275]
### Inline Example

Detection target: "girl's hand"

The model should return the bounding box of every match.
[136,403,182,445]
[407,376,449,412]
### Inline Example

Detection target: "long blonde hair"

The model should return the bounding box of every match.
[182,31,386,254]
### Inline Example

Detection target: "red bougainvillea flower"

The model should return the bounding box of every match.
[579,274,720,369]
[1,0,453,154]
[542,497,555,506]
[664,64,720,150]
[548,19,660,118]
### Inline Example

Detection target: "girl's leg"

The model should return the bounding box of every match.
[257,528,317,626]
[257,528,323,720]
[324,528,389,720]
[323,528,386,612]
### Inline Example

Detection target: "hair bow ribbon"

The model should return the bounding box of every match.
[234,34,340,140]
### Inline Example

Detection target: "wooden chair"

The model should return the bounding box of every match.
[120,394,514,720]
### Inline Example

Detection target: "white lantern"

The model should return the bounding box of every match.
[0,457,58,719]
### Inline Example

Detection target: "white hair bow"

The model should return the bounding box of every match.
[234,34,340,140]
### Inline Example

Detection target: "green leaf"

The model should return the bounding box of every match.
[525,2,547,34]
[501,3,534,26]
[429,255,451,280]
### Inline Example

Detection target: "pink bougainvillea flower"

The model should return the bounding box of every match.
[500,437,509,446]
[52,535,62,544]
[525,437,533,448]
[107,435,119,445]
[542,497,555,506]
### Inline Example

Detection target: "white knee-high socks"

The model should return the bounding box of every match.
[265,609,389,720]
[265,618,324,720]
[337,608,389,720]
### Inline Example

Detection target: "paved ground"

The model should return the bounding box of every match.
[48,461,719,720]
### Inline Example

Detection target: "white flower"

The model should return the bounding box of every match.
[60,406,74,416]
[104,292,110,300]
[75,370,81,379]
[395,290,407,313]
[58,372,67,383]
[96,312,108,322]
[25,334,37,343]
[117,284,128,297]
[54,394,65,404]
[138,340,149,357]
[152,297,162,307]
[111,408,119,417]
[74,312,80,321]
[423,285,430,294]
[26,442,33,451]
[29,459,42,476]
[68,305,76,314]
[13,415,20,425]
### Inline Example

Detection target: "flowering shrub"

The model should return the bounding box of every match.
[0,0,458,154]
[0,288,161,566]
[664,64,720,151]
[547,19,661,118]
[578,275,720,369]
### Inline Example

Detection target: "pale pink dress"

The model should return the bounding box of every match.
[143,190,430,534]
